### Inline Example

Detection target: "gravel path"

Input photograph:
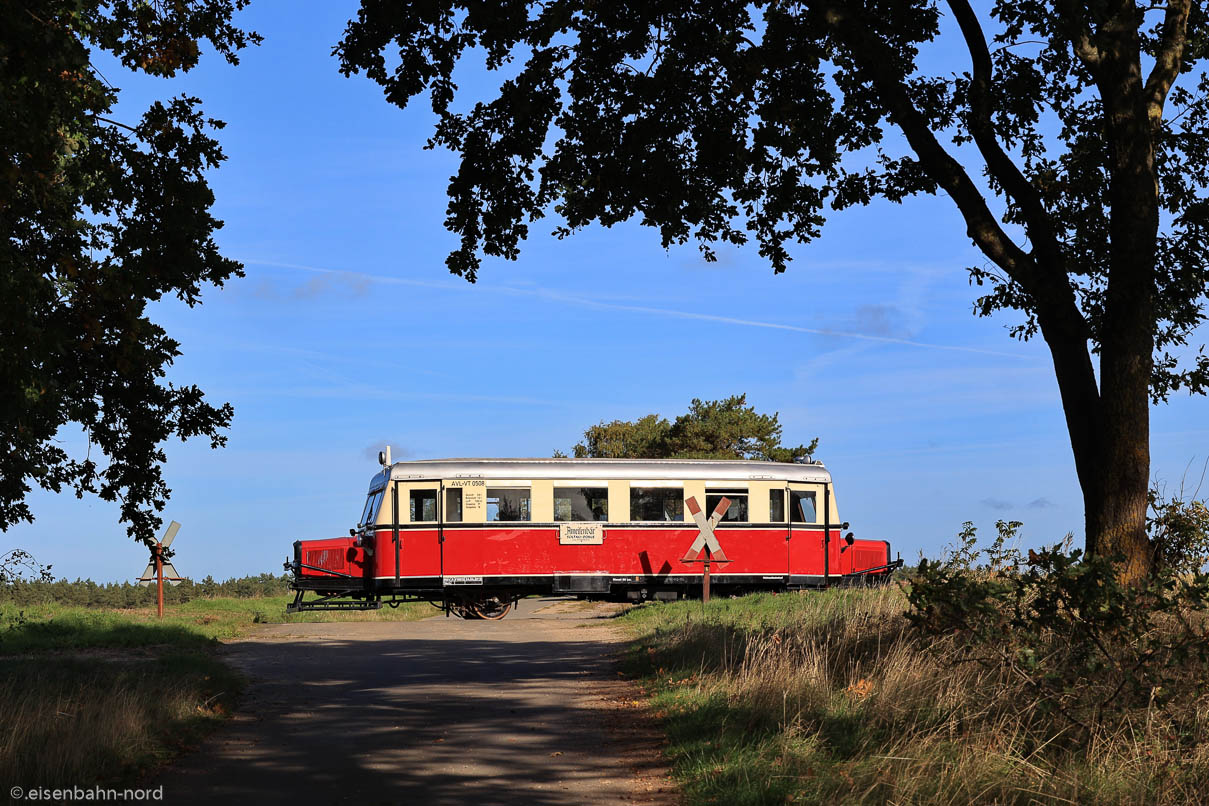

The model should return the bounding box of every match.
[157,598,677,805]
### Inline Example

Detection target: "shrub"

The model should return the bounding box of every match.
[1151,494,1209,575]
[907,519,1209,748]
[0,549,52,586]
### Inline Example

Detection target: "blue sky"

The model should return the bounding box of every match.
[6,1,1206,582]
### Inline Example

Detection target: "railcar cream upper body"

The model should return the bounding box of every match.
[358,457,838,528]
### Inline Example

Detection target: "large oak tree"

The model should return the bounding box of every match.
[2,2,256,545]
[336,0,1209,579]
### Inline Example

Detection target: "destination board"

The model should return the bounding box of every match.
[559,523,604,545]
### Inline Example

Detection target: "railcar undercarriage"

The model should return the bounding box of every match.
[285,561,902,618]
[286,577,527,619]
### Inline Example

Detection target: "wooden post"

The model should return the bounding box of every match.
[703,545,711,604]
[155,541,164,619]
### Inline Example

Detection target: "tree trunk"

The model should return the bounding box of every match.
[1081,424,1153,582]
[1041,310,1153,582]
[1086,12,1158,582]
[1084,287,1155,581]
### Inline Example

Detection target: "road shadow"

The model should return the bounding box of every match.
[157,610,671,805]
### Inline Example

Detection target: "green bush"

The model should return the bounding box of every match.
[907,518,1209,747]
[1151,494,1209,574]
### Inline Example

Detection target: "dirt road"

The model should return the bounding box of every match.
[158,598,676,805]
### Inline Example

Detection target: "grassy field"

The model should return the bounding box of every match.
[0,594,434,651]
[0,596,432,788]
[617,586,1209,806]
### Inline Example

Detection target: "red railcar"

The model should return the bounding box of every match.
[287,456,901,618]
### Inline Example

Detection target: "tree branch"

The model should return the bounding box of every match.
[1144,0,1192,126]
[819,1,1031,283]
[820,0,1090,334]
[947,0,1065,270]
[95,115,139,134]
[1055,0,1105,70]
[819,0,1103,496]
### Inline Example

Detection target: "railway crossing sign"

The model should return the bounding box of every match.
[682,496,730,563]
[136,521,184,619]
[682,497,733,603]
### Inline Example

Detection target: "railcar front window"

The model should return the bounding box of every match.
[360,489,384,527]
[554,487,609,522]
[487,488,531,522]
[706,489,748,522]
[631,488,683,521]
[791,491,817,523]
[410,490,437,522]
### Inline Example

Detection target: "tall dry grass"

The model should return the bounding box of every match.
[622,586,1209,805]
[0,653,241,788]
[0,594,433,787]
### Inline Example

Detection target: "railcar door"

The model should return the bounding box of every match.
[786,483,826,581]
[394,480,444,587]
[704,484,790,581]
[439,479,487,586]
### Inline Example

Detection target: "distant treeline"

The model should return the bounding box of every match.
[0,573,293,607]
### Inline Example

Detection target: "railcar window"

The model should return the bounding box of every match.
[360,490,383,527]
[445,488,462,522]
[706,489,748,522]
[410,490,437,522]
[630,488,684,521]
[554,487,608,522]
[791,490,817,523]
[770,489,786,522]
[487,488,531,522]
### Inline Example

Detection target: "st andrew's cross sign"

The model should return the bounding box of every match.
[136,521,185,619]
[682,496,733,602]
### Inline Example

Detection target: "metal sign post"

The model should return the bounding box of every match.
[136,521,184,618]
[682,497,733,604]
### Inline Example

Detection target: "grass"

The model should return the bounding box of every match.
[0,651,241,789]
[0,595,432,652]
[0,595,432,788]
[618,587,1209,805]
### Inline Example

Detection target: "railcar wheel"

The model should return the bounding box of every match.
[470,597,512,620]
[449,594,512,620]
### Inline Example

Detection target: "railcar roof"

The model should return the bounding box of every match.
[376,457,831,486]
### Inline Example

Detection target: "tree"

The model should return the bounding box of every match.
[337,1,1209,579]
[565,413,674,459]
[1,2,257,546]
[560,394,818,460]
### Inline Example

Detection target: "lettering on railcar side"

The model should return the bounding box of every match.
[559,523,604,545]
[443,575,484,585]
[448,479,486,514]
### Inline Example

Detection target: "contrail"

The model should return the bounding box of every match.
[244,258,1033,360]
[522,288,1030,358]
